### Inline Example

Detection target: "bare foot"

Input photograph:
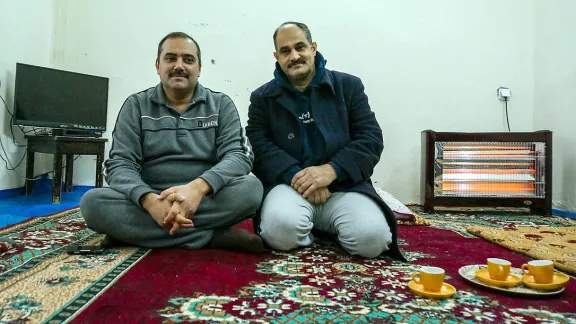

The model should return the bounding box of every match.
[207,229,265,253]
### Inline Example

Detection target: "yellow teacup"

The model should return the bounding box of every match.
[522,260,554,284]
[487,258,511,281]
[411,266,445,292]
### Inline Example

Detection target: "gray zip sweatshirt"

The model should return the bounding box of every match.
[103,83,254,206]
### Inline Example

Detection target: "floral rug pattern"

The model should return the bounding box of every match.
[157,239,576,323]
[407,205,576,238]
[0,209,147,322]
[0,207,575,323]
[467,225,576,276]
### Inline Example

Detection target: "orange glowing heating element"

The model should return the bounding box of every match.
[443,169,535,175]
[440,144,538,195]
[442,183,535,193]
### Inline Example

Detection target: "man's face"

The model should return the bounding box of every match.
[156,37,201,92]
[274,25,317,83]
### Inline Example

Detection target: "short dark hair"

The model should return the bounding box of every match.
[157,32,202,65]
[273,21,313,50]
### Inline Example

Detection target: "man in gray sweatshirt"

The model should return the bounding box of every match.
[80,32,264,252]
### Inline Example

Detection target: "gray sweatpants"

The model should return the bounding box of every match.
[259,184,393,258]
[80,175,263,249]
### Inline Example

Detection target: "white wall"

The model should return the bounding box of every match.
[0,0,54,190]
[3,1,570,210]
[534,0,576,212]
[49,0,536,204]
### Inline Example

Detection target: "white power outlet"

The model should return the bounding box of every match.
[497,87,511,101]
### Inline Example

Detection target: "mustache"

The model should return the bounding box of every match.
[169,70,189,78]
[288,60,306,68]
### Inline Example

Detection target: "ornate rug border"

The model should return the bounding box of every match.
[0,207,80,234]
[0,208,97,286]
[0,233,100,286]
[51,248,150,323]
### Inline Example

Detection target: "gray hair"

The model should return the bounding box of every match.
[273,21,313,49]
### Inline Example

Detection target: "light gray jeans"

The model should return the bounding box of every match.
[259,184,393,258]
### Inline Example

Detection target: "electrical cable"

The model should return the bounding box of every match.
[504,98,511,132]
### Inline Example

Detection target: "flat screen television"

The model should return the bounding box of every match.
[13,63,109,135]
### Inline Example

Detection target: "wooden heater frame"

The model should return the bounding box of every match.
[421,130,553,215]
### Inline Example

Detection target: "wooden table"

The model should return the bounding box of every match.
[25,135,108,203]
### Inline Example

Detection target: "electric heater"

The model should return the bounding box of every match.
[421,130,552,215]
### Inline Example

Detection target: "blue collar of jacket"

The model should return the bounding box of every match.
[150,82,207,107]
[262,51,335,98]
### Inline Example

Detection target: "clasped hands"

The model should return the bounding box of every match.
[290,164,338,205]
[141,165,336,234]
[141,179,211,235]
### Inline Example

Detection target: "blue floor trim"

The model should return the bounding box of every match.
[0,187,25,200]
[0,178,96,199]
[552,208,576,219]
[0,179,95,228]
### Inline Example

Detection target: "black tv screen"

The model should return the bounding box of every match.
[13,63,109,131]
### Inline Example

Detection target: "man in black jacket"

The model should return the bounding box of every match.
[246,22,404,260]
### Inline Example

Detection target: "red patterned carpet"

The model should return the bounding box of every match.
[0,208,574,323]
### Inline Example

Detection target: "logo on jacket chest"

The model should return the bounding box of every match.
[197,120,218,128]
[299,111,315,124]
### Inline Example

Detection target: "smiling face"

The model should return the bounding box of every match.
[273,24,317,85]
[155,37,201,93]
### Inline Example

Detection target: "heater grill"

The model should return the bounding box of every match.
[421,131,552,215]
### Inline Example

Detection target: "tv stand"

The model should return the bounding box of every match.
[25,135,108,203]
[52,129,102,138]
